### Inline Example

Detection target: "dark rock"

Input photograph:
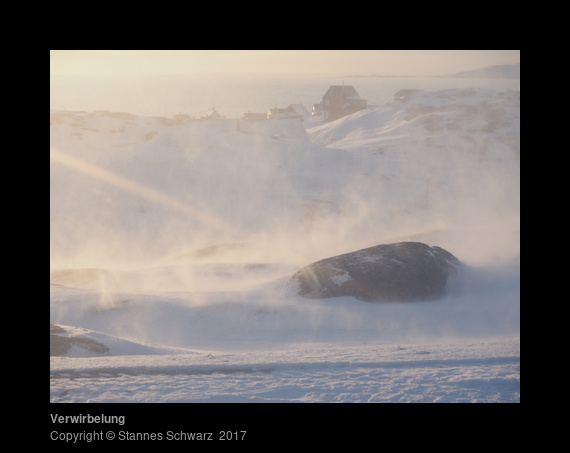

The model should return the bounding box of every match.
[50,324,67,334]
[291,242,460,302]
[50,324,110,356]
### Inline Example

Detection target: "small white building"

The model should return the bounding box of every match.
[288,104,311,120]
[267,104,309,120]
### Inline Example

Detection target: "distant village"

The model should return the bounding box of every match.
[172,85,367,124]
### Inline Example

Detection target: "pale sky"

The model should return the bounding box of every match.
[50,50,520,77]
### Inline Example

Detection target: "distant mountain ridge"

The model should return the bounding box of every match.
[444,62,520,79]
[348,62,520,79]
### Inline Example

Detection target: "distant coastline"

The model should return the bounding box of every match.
[346,74,419,78]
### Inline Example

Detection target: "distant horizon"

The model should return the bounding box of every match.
[50,67,520,81]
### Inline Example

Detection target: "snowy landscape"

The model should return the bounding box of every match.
[50,86,520,403]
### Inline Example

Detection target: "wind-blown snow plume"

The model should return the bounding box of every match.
[50,87,519,349]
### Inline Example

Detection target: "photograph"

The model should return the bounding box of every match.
[50,50,520,411]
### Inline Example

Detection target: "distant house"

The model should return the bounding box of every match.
[267,107,292,119]
[173,113,190,122]
[202,108,223,120]
[287,104,311,120]
[322,85,367,122]
[242,111,267,120]
[267,104,308,120]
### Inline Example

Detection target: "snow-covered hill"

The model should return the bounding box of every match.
[50,87,520,403]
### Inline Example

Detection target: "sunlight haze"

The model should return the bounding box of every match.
[50,50,520,77]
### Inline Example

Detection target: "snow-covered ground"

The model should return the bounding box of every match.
[50,87,520,403]
[50,338,519,403]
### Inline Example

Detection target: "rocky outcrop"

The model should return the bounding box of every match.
[291,242,460,303]
[50,324,109,356]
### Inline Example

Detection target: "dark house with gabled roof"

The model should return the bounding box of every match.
[322,85,367,122]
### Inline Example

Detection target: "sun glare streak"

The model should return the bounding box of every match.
[50,148,228,232]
